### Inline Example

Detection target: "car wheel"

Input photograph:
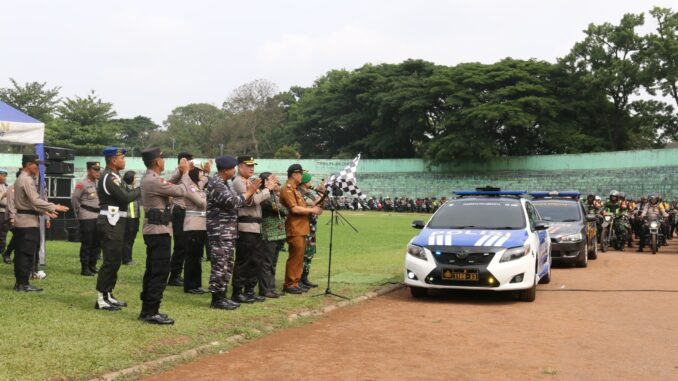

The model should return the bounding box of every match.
[518,275,537,302]
[576,242,588,268]
[409,286,428,298]
[589,236,598,260]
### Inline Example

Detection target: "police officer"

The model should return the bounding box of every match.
[167,152,194,287]
[206,156,260,310]
[139,148,190,325]
[182,160,211,294]
[280,164,322,294]
[232,156,278,303]
[121,171,140,265]
[96,148,141,311]
[3,171,19,264]
[71,161,102,276]
[13,154,69,291]
[0,168,10,263]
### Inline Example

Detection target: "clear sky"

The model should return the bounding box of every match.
[1,0,673,124]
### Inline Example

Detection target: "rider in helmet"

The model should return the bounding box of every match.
[638,193,668,252]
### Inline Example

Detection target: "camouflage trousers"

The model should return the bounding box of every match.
[303,232,316,274]
[208,239,236,293]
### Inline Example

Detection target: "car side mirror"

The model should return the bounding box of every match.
[412,220,425,229]
[586,214,597,222]
[534,221,550,231]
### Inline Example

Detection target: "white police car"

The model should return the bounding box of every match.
[404,189,552,302]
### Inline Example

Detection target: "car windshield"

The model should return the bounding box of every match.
[532,200,581,222]
[427,199,526,229]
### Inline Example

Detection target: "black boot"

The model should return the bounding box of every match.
[300,270,318,288]
[167,272,184,287]
[81,264,94,276]
[245,288,265,302]
[2,255,10,264]
[211,291,239,310]
[232,287,255,304]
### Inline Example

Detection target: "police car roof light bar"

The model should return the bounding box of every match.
[529,191,581,199]
[454,190,527,197]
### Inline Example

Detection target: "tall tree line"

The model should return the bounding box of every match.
[1,6,676,163]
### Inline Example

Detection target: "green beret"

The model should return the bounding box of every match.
[301,172,312,184]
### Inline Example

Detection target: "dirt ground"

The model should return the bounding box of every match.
[144,242,678,381]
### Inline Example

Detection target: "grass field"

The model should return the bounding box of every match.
[0,211,428,381]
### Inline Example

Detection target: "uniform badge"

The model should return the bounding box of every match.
[113,179,121,186]
[190,186,196,192]
[75,183,84,190]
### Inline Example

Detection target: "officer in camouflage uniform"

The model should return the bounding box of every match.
[206,156,260,310]
[71,161,102,276]
[300,172,324,289]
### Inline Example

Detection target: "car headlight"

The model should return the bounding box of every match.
[559,233,583,242]
[650,221,658,229]
[500,245,530,263]
[407,244,428,261]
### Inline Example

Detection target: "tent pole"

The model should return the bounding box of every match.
[36,143,46,266]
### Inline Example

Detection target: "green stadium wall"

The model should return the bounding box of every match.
[1,148,676,200]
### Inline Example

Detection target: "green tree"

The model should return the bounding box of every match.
[158,103,228,157]
[562,13,647,150]
[645,7,678,107]
[110,116,159,156]
[0,78,61,122]
[274,144,300,159]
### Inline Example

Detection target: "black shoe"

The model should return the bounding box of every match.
[106,293,127,307]
[232,293,255,304]
[95,301,121,311]
[22,284,43,292]
[301,278,318,288]
[249,294,266,302]
[123,260,134,265]
[298,283,311,292]
[81,267,94,276]
[262,291,280,299]
[139,313,175,325]
[273,290,286,297]
[167,277,184,287]
[2,256,10,264]
[185,288,207,295]
[282,287,304,294]
[211,292,239,310]
[89,267,98,274]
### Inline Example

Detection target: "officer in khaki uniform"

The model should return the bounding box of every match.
[182,160,211,294]
[96,148,141,311]
[13,154,69,291]
[71,161,102,276]
[139,147,190,325]
[279,164,322,294]
[0,168,10,262]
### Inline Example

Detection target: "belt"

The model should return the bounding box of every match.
[81,205,99,213]
[100,210,128,218]
[17,209,40,216]
[238,216,263,224]
[185,210,206,217]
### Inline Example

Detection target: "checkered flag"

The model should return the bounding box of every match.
[326,154,366,199]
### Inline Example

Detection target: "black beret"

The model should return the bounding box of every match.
[287,163,303,177]
[141,148,163,165]
[22,154,42,166]
[215,156,237,170]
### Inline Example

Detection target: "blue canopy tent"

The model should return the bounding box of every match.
[0,100,48,264]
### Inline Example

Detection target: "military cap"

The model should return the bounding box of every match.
[0,168,7,175]
[22,154,42,166]
[237,156,257,166]
[287,163,303,177]
[141,147,163,163]
[86,161,101,170]
[103,147,126,157]
[215,156,237,170]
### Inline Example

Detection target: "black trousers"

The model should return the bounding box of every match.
[96,216,126,293]
[122,218,140,264]
[184,230,206,291]
[233,231,265,291]
[169,208,186,278]
[0,212,10,255]
[79,219,100,269]
[259,239,284,294]
[13,227,39,285]
[5,228,16,259]
[141,234,171,315]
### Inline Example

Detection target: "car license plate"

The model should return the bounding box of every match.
[442,269,478,281]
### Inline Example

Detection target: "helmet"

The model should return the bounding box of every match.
[649,193,659,204]
[609,190,619,202]
[595,196,601,201]
[587,193,595,200]
[619,192,626,200]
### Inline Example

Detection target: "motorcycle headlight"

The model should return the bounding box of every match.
[407,244,428,261]
[559,233,583,242]
[650,221,658,229]
[604,216,612,221]
[500,245,531,263]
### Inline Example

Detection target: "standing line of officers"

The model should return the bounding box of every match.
[584,190,675,251]
[3,148,326,325]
